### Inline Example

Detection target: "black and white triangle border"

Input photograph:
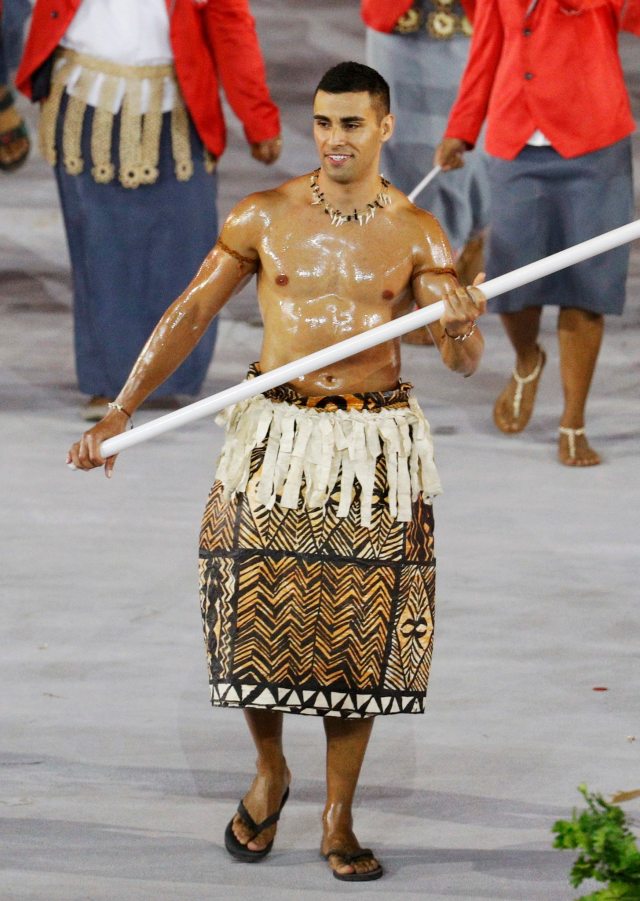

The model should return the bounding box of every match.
[210,680,425,718]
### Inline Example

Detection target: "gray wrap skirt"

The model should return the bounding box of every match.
[486,139,634,316]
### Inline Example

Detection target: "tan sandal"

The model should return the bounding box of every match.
[558,427,601,467]
[0,89,30,172]
[493,346,546,434]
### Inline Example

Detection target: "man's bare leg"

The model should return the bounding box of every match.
[493,306,545,433]
[557,307,603,466]
[321,717,381,877]
[231,709,290,851]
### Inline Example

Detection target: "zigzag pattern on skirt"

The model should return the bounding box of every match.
[200,397,437,719]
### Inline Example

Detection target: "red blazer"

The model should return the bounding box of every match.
[621,0,640,32]
[16,0,280,158]
[444,0,636,160]
[361,0,476,32]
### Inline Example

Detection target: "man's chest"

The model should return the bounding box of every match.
[258,222,415,300]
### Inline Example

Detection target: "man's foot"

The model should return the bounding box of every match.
[321,828,383,881]
[82,395,113,422]
[0,87,30,172]
[228,763,290,854]
[558,427,601,467]
[493,345,546,434]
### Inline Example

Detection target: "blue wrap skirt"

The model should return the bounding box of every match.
[54,93,219,398]
[486,139,634,316]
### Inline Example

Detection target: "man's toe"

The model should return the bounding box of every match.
[357,857,378,874]
[232,816,250,845]
[246,824,275,851]
[327,853,354,875]
[336,861,355,875]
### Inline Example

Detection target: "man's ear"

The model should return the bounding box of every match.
[380,113,395,144]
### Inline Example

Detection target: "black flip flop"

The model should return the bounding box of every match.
[323,847,384,882]
[224,786,290,862]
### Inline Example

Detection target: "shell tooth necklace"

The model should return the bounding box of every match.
[310,168,391,227]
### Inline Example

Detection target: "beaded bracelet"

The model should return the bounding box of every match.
[444,320,477,342]
[107,401,133,418]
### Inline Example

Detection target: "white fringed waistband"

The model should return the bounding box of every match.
[214,392,442,529]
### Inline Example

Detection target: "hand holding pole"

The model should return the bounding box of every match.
[83,219,640,462]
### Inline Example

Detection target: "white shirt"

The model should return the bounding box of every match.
[60,0,175,112]
[527,129,552,147]
[61,0,173,66]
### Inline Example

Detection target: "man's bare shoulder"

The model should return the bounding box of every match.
[389,187,455,268]
[223,174,313,230]
[388,186,445,235]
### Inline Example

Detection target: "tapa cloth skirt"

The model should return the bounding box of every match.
[486,139,633,316]
[52,93,219,398]
[199,368,442,719]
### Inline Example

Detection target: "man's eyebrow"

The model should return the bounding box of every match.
[312,115,367,124]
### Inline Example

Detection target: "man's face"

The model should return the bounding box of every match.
[312,90,394,184]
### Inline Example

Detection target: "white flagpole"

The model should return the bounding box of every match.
[407,165,441,203]
[94,218,640,460]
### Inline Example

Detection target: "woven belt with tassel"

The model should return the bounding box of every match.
[394,1,472,39]
[39,48,216,189]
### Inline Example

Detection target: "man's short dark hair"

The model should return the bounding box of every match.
[314,62,390,119]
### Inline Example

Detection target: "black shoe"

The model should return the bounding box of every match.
[224,786,289,862]
[323,847,384,882]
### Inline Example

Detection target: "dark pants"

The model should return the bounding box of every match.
[0,0,31,81]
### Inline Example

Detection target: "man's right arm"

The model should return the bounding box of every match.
[67,196,264,473]
[113,198,262,415]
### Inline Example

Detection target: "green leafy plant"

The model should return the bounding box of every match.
[552,784,640,900]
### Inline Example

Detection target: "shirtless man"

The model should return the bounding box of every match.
[68,62,486,882]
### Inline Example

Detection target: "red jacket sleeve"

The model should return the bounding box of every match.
[202,0,280,145]
[621,0,640,33]
[444,0,503,147]
[559,0,623,11]
[560,0,640,33]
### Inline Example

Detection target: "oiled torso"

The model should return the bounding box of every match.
[254,176,449,394]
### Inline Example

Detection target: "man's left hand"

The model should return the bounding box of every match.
[251,136,283,165]
[439,273,487,337]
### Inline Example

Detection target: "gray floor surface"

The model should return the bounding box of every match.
[1,4,639,900]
